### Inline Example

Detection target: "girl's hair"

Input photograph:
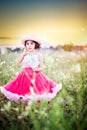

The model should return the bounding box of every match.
[24,40,41,49]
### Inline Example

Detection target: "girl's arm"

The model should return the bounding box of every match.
[16,51,27,64]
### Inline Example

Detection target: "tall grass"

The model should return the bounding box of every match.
[0,50,87,130]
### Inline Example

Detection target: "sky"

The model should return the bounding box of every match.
[0,0,87,46]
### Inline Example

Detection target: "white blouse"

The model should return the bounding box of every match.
[22,53,40,68]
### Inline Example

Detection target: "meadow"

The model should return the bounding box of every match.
[0,49,87,130]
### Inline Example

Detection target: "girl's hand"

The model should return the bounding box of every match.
[33,68,38,72]
[33,67,44,72]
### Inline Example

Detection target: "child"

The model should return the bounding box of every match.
[0,36,62,103]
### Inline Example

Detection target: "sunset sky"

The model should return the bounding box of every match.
[0,0,87,46]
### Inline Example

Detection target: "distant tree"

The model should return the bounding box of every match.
[62,43,74,51]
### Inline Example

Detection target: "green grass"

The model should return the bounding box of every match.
[0,50,87,130]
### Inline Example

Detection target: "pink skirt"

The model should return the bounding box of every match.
[0,67,62,102]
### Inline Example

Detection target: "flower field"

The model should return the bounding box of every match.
[0,49,87,130]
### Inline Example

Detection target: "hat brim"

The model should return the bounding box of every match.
[22,35,41,45]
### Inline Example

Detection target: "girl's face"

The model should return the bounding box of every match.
[25,40,35,52]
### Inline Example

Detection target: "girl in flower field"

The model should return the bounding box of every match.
[0,35,62,103]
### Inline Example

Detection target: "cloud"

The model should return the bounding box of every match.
[0,37,18,40]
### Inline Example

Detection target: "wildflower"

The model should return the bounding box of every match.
[75,64,81,72]
[15,72,19,75]
[0,61,5,66]
[4,101,11,111]
[18,115,24,120]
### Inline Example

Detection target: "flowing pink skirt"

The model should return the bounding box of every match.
[0,67,62,102]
